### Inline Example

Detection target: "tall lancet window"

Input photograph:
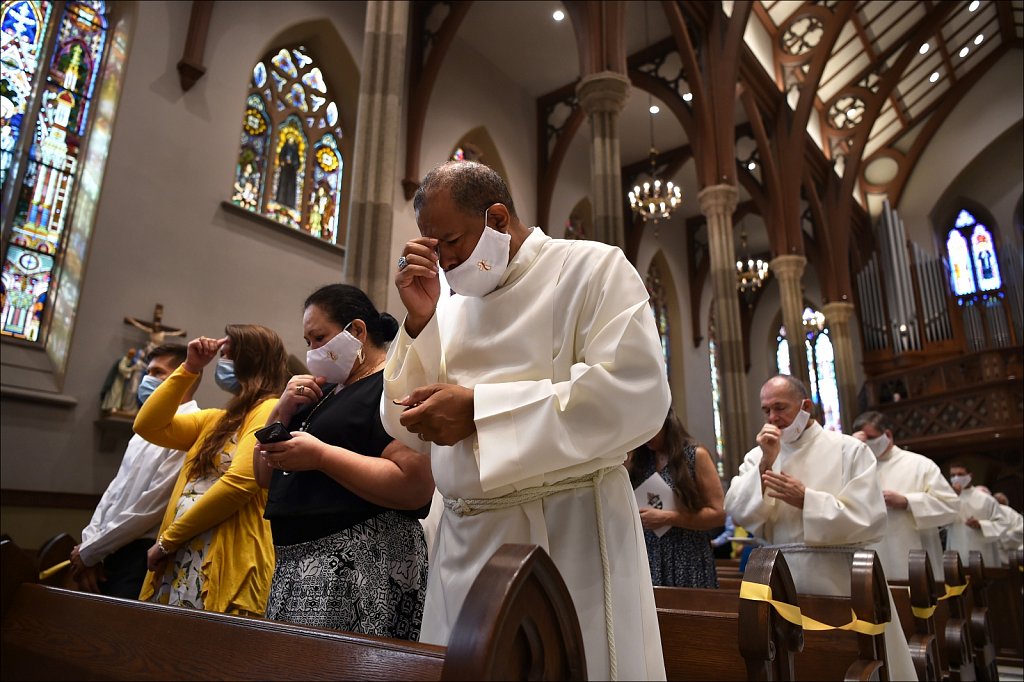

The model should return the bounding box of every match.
[1,0,113,344]
[231,45,343,245]
[645,261,670,374]
[775,307,842,432]
[945,209,1003,301]
[708,303,724,472]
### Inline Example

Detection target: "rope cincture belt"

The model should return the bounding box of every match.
[444,465,620,681]
[909,577,970,620]
[739,581,888,635]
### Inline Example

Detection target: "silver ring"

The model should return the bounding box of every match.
[296,385,305,394]
[397,255,408,271]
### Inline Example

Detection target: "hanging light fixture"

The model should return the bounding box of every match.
[735,222,769,293]
[628,3,682,224]
[802,306,825,333]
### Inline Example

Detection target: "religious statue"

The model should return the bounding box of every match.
[124,303,186,353]
[120,347,147,412]
[100,347,138,415]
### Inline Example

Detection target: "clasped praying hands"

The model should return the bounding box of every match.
[761,470,806,509]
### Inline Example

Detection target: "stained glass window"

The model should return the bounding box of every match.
[450,143,482,163]
[645,261,670,373]
[945,209,1003,301]
[776,306,842,432]
[1,0,109,343]
[709,303,724,467]
[1,0,53,188]
[231,45,343,245]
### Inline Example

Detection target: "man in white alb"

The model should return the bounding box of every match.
[851,410,959,580]
[946,463,1002,566]
[381,161,670,681]
[725,375,919,681]
[992,492,1024,565]
[70,344,201,598]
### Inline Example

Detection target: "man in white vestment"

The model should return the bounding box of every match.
[725,375,919,681]
[946,463,1002,566]
[852,410,959,580]
[381,161,670,681]
[991,492,1024,565]
[70,344,200,598]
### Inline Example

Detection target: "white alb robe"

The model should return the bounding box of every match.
[990,503,1023,565]
[381,228,671,681]
[725,422,918,681]
[866,446,959,580]
[947,486,1002,566]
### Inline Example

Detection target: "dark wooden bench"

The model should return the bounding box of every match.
[983,548,1023,667]
[1,539,585,681]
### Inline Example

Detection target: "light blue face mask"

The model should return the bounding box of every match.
[137,374,163,407]
[215,358,241,394]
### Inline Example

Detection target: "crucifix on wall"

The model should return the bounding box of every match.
[124,303,186,352]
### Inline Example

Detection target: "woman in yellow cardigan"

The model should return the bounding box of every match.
[134,325,288,615]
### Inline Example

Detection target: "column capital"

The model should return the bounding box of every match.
[576,71,631,114]
[697,184,738,216]
[769,254,808,281]
[821,300,856,324]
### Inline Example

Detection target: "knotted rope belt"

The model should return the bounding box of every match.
[444,465,620,680]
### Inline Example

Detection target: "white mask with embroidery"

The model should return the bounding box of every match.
[306,322,362,384]
[780,408,811,444]
[444,209,510,298]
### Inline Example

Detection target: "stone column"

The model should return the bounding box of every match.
[822,301,859,431]
[344,1,409,308]
[699,184,749,477]
[769,254,810,388]
[575,71,630,248]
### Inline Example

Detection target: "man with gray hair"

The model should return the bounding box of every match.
[382,160,671,681]
[852,410,958,580]
[725,376,918,680]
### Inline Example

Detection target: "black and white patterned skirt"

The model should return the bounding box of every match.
[265,511,428,640]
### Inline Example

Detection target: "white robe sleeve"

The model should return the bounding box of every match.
[976,492,1005,539]
[904,458,959,530]
[473,247,671,490]
[380,314,443,454]
[801,441,886,546]
[725,448,776,538]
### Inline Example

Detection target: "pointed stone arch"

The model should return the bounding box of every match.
[646,249,686,423]
[563,197,593,240]
[448,126,511,194]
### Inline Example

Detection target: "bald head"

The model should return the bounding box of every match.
[762,374,809,402]
[760,374,813,429]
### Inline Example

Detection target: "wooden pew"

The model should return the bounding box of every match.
[931,551,995,682]
[985,548,1023,666]
[888,549,945,681]
[655,547,800,681]
[34,532,76,587]
[1,539,585,681]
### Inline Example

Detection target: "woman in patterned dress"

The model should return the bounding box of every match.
[136,325,288,614]
[253,284,433,639]
[626,408,725,588]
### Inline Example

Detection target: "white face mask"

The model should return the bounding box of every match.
[443,209,511,298]
[780,408,811,444]
[305,323,362,384]
[950,473,971,489]
[865,434,891,458]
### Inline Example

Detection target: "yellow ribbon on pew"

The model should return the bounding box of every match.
[739,581,887,636]
[910,577,970,620]
[39,559,70,581]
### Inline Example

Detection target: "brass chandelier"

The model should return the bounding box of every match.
[735,223,769,293]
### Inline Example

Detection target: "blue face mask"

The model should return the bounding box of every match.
[215,358,241,394]
[137,374,163,407]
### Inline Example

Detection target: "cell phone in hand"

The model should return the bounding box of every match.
[255,421,292,444]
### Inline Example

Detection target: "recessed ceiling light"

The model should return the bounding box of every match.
[968,0,980,11]
[959,46,970,58]
[649,105,660,114]
[682,92,693,102]
[929,71,940,83]
[552,9,565,21]
[747,162,756,171]
[919,43,930,55]
[974,34,984,45]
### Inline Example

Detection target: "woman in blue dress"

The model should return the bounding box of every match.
[626,409,725,588]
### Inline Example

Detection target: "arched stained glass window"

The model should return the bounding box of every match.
[775,306,842,432]
[709,303,724,467]
[945,209,1003,301]
[231,45,343,245]
[645,261,670,373]
[2,0,111,343]
[1,0,54,187]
